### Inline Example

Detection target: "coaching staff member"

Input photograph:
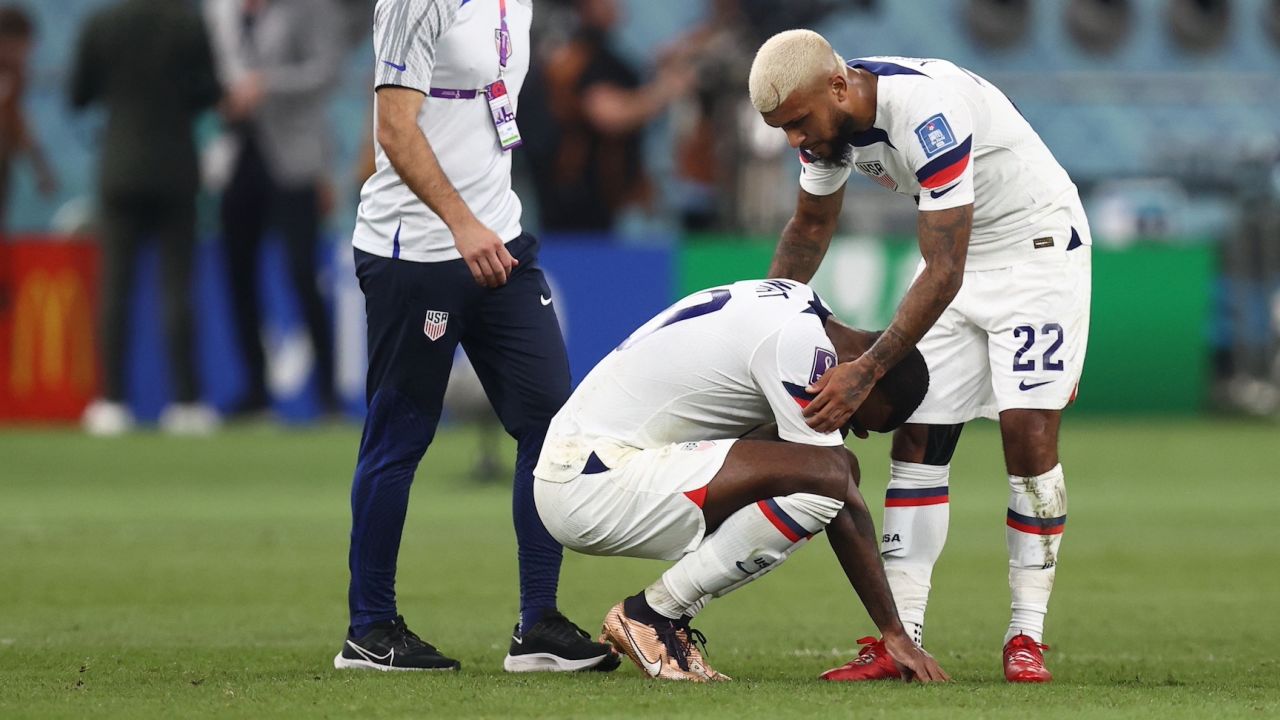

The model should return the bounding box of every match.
[334,0,616,674]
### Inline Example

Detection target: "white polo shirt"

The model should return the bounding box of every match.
[799,56,1087,270]
[353,0,531,262]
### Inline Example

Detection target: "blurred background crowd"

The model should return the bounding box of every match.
[1,0,1279,442]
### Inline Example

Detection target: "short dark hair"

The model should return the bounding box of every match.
[870,332,930,431]
[0,6,33,40]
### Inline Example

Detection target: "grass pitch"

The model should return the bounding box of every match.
[2,417,1277,718]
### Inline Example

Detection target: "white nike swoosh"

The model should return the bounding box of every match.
[512,635,523,645]
[621,621,663,677]
[540,295,552,306]
[347,640,394,666]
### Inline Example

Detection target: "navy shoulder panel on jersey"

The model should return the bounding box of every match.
[847,58,927,78]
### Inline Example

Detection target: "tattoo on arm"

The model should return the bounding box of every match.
[768,187,845,282]
[863,204,973,376]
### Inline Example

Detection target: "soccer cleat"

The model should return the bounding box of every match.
[333,616,460,672]
[599,602,730,682]
[503,610,621,672]
[819,636,904,681]
[674,621,730,682]
[1003,634,1052,683]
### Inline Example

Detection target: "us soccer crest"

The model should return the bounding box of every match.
[424,311,449,341]
[855,161,899,191]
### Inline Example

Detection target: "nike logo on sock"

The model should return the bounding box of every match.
[540,295,553,306]
[511,635,523,645]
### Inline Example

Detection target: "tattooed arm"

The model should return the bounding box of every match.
[768,186,846,282]
[802,204,973,432]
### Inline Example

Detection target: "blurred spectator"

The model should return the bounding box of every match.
[0,5,56,234]
[69,0,222,436]
[669,0,752,231]
[528,0,694,233]
[205,0,344,416]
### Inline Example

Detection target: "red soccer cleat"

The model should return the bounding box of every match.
[1003,634,1052,683]
[819,637,903,681]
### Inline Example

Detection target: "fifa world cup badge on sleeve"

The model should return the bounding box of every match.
[485,80,523,151]
[810,348,837,385]
[915,114,957,158]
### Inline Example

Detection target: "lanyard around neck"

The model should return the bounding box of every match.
[496,0,511,74]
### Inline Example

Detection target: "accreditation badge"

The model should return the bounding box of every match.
[484,79,522,151]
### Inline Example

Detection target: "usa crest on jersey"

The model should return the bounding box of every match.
[424,311,449,341]
[855,161,899,191]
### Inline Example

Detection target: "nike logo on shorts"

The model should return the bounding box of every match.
[1019,380,1054,391]
[382,60,407,72]
[540,295,553,306]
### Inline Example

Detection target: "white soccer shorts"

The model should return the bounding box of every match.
[534,439,736,562]
[908,245,1092,425]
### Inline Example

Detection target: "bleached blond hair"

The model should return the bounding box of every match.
[748,29,846,113]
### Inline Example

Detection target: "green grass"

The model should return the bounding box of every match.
[2,418,1278,718]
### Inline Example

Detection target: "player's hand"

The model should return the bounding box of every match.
[883,632,951,683]
[454,220,518,288]
[803,358,877,433]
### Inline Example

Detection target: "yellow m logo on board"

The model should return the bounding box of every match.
[9,269,96,397]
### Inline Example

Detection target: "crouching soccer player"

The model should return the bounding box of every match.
[534,279,950,682]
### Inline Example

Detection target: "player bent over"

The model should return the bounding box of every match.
[534,279,949,682]
[750,31,1092,682]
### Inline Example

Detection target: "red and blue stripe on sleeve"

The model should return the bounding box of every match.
[782,381,815,409]
[914,135,972,189]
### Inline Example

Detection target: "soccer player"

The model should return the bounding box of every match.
[535,279,950,683]
[335,0,615,673]
[748,31,1091,683]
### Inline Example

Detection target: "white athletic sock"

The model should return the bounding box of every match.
[1005,463,1067,644]
[881,460,950,645]
[677,537,814,621]
[649,493,842,618]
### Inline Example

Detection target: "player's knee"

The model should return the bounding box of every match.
[891,424,929,463]
[1000,410,1059,475]
[893,423,963,466]
[845,448,861,488]
[774,492,844,534]
[807,446,852,501]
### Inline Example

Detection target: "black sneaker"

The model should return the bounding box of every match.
[502,611,621,672]
[333,616,461,672]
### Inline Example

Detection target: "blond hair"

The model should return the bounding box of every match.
[748,29,846,113]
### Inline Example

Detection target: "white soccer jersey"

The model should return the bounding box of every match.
[353,0,531,262]
[535,280,844,483]
[800,56,1088,270]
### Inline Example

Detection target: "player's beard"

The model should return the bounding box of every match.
[827,112,861,168]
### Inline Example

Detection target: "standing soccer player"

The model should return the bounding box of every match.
[749,31,1091,682]
[335,0,615,673]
